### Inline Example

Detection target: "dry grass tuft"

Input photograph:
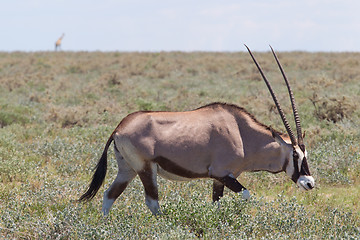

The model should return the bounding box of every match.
[310,93,356,123]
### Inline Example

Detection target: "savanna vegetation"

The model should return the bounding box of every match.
[0,50,359,239]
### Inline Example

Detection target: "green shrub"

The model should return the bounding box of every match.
[0,105,30,128]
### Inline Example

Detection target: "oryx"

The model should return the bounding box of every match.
[79,46,315,215]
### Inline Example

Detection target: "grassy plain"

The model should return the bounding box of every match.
[0,51,359,239]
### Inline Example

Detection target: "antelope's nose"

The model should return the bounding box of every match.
[297,175,315,190]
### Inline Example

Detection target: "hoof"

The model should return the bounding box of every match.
[242,189,250,200]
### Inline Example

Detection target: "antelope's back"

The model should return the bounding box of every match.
[114,104,245,173]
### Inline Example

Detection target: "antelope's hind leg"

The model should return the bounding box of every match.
[102,147,137,215]
[138,162,160,215]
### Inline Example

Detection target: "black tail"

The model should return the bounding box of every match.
[79,135,114,202]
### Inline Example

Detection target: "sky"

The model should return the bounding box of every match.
[1,0,360,52]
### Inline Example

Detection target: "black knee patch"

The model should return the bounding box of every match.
[214,175,246,193]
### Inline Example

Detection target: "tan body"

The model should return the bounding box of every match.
[116,103,287,179]
[79,46,315,215]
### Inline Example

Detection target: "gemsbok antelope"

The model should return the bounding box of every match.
[79,46,315,215]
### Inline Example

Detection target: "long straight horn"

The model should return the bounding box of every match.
[245,44,297,146]
[269,46,303,147]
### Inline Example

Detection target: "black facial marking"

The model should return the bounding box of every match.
[291,149,300,183]
[293,150,299,159]
[291,147,312,183]
[299,144,306,152]
[300,157,311,176]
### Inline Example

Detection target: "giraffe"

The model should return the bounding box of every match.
[55,33,65,51]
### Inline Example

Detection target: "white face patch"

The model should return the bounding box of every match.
[297,175,315,190]
[285,147,308,179]
[295,147,305,171]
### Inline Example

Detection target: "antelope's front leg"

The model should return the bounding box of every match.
[212,180,224,202]
[213,174,250,200]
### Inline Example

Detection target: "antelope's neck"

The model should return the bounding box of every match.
[243,137,289,174]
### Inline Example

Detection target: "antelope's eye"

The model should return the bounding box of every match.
[293,151,299,159]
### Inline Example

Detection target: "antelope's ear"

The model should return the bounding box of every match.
[272,130,288,146]
[302,130,306,139]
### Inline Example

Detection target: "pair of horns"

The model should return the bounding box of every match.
[245,45,303,147]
